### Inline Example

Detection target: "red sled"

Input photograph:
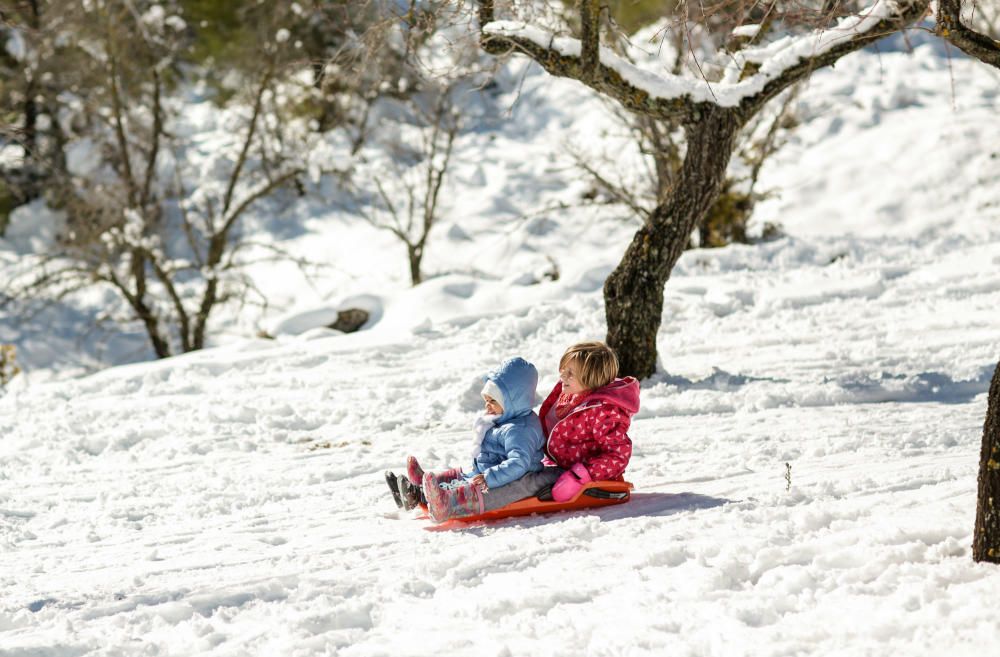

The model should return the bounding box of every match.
[434,480,634,525]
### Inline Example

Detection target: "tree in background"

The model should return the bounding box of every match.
[932,0,1000,564]
[344,1,491,286]
[0,1,81,231]
[359,85,460,286]
[476,0,931,378]
[7,0,311,358]
[173,2,476,290]
[179,0,388,148]
[3,0,488,355]
[568,19,798,249]
[974,363,1000,563]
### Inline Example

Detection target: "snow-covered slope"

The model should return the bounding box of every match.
[2,29,1000,657]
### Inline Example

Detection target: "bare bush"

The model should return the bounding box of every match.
[353,86,460,286]
[7,1,312,358]
[342,2,489,286]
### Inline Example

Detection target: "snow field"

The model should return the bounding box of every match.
[2,272,998,655]
[2,26,1000,657]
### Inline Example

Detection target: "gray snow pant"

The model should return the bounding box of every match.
[481,466,563,511]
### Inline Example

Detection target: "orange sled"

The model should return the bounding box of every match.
[441,480,634,524]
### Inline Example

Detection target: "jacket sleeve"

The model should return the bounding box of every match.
[581,405,632,480]
[482,425,538,489]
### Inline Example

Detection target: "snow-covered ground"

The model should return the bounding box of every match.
[2,25,1000,657]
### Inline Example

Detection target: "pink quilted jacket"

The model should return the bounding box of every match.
[539,377,640,480]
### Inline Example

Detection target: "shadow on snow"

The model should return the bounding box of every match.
[646,363,994,406]
[429,492,730,534]
[829,365,994,405]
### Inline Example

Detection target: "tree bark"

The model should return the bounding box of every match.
[408,243,423,286]
[579,0,600,80]
[973,360,1000,562]
[604,109,742,378]
[937,0,1000,69]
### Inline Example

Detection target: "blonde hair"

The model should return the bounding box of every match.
[559,341,619,391]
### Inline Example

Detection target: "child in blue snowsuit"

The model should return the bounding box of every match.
[386,356,561,522]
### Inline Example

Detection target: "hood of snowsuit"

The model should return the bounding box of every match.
[486,357,538,424]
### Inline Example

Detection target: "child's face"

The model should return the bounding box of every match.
[483,395,503,416]
[559,359,588,395]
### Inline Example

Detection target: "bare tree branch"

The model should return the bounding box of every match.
[937,0,1000,68]
[219,167,303,241]
[372,175,406,239]
[479,1,932,125]
[104,6,138,207]
[148,253,192,352]
[141,66,164,209]
[170,153,206,268]
[569,146,654,222]
[479,1,692,122]
[223,67,273,217]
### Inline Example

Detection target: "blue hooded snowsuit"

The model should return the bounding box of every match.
[468,357,545,489]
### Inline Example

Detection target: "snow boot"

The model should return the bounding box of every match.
[397,474,425,511]
[406,456,462,485]
[406,456,424,485]
[385,471,403,508]
[437,467,463,483]
[423,472,484,523]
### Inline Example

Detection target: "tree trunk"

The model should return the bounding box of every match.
[193,277,217,352]
[973,359,1000,562]
[16,0,41,202]
[24,87,37,157]
[141,314,171,359]
[604,109,742,378]
[24,0,40,155]
[408,243,423,286]
[128,248,171,359]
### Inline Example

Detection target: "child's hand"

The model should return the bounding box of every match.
[471,474,488,492]
[551,463,593,502]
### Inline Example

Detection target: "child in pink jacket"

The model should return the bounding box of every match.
[539,341,640,501]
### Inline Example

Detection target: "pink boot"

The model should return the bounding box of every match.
[423,473,485,523]
[406,456,424,485]
[406,456,462,485]
[436,467,463,483]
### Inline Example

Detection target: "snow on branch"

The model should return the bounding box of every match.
[484,20,713,103]
[481,0,929,118]
[731,24,763,40]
